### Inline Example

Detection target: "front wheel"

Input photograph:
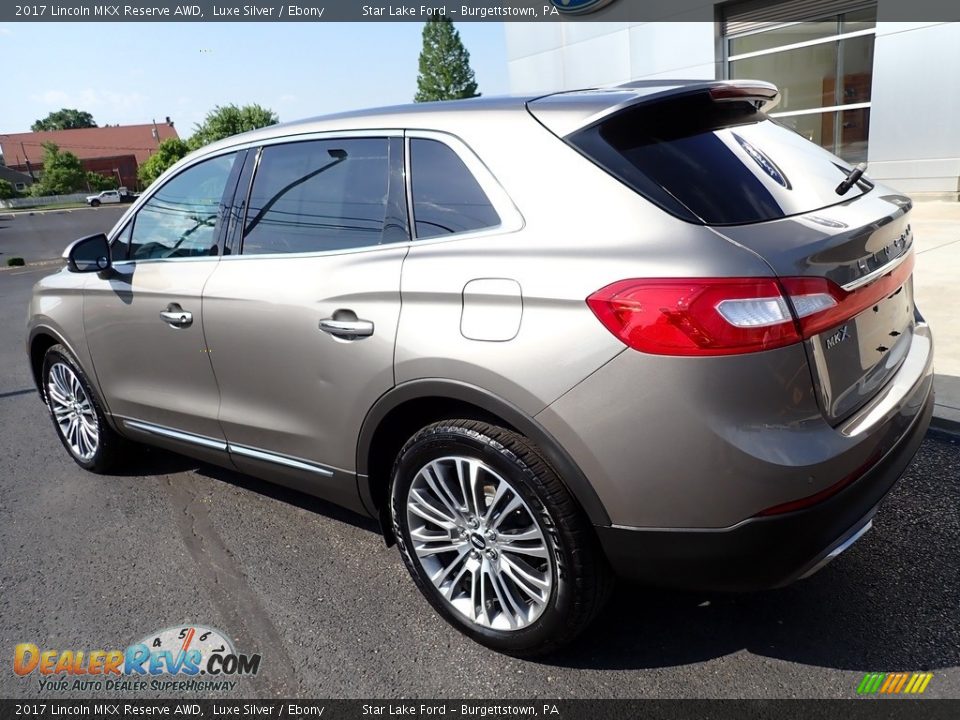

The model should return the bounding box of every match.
[42,344,126,472]
[391,420,612,656]
[89,199,100,207]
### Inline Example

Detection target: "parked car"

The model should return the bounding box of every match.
[27,80,933,656]
[86,187,137,207]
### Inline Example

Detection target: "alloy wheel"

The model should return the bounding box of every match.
[405,456,554,631]
[46,361,99,462]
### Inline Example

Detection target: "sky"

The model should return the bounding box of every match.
[0,22,509,136]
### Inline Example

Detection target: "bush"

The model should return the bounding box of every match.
[7,257,26,267]
[0,179,18,200]
[86,172,116,192]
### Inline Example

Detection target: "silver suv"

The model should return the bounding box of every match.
[27,80,933,655]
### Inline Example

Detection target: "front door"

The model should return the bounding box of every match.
[83,151,241,451]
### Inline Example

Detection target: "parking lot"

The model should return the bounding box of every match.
[1,208,958,699]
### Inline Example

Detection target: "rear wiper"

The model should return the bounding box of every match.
[836,162,867,196]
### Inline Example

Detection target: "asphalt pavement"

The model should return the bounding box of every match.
[0,210,958,699]
[0,206,127,265]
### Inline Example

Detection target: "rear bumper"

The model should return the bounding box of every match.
[596,389,933,592]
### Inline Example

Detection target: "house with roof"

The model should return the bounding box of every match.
[0,165,34,193]
[0,119,179,190]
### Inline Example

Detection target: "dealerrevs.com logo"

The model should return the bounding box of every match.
[13,625,261,693]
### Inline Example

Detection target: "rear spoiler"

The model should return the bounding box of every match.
[527,79,780,138]
[703,82,780,112]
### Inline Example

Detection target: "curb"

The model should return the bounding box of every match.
[0,258,62,273]
[929,414,960,440]
[1,205,103,217]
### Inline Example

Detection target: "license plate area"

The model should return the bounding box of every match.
[807,277,915,423]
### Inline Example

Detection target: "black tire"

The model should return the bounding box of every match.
[42,344,126,473]
[90,199,100,207]
[391,419,613,656]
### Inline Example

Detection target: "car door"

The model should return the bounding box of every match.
[83,150,243,459]
[201,134,407,511]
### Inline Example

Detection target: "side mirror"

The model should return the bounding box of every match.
[64,233,112,273]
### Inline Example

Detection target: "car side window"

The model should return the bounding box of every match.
[410,138,500,239]
[241,138,391,255]
[110,223,132,260]
[129,153,236,261]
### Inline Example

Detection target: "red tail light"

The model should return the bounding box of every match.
[586,254,913,356]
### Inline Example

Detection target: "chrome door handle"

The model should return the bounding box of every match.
[319,317,374,339]
[160,307,193,328]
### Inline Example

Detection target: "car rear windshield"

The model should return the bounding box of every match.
[567,92,870,226]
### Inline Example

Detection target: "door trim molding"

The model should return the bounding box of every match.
[229,443,335,477]
[123,419,227,451]
[121,418,336,478]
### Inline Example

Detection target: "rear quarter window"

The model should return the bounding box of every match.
[410,138,500,239]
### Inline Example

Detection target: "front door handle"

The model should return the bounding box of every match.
[319,316,374,340]
[160,304,193,329]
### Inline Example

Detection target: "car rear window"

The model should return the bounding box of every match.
[567,93,870,226]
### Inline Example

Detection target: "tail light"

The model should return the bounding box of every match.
[587,254,913,356]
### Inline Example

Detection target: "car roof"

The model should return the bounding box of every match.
[194,79,775,156]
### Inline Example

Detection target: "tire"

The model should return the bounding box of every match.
[391,419,613,656]
[90,199,100,207]
[42,344,126,473]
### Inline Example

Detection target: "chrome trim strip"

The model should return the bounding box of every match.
[799,520,872,579]
[228,444,335,477]
[841,249,912,292]
[122,419,227,451]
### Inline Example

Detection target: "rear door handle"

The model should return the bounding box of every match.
[319,317,374,340]
[160,304,193,328]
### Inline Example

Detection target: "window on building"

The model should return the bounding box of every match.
[15,183,26,191]
[724,3,877,163]
[410,139,500,239]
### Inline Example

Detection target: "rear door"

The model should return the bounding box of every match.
[201,134,408,510]
[558,85,916,423]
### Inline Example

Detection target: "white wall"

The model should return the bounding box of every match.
[866,21,960,197]
[505,22,718,94]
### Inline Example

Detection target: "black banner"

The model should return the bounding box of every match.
[2,700,960,720]
[2,0,959,22]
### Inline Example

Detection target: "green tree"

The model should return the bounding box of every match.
[188,104,278,150]
[85,172,116,192]
[32,143,86,195]
[0,179,18,199]
[138,137,191,187]
[31,109,97,132]
[414,16,480,102]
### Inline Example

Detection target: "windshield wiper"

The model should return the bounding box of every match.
[836,162,868,196]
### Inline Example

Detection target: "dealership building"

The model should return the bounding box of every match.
[506,3,959,198]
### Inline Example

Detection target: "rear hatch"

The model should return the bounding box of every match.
[533,83,916,424]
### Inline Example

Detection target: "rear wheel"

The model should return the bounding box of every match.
[391,419,612,656]
[42,344,125,472]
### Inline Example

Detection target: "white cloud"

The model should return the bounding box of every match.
[0,26,13,36]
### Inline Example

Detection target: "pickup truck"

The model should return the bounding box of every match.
[86,188,138,207]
